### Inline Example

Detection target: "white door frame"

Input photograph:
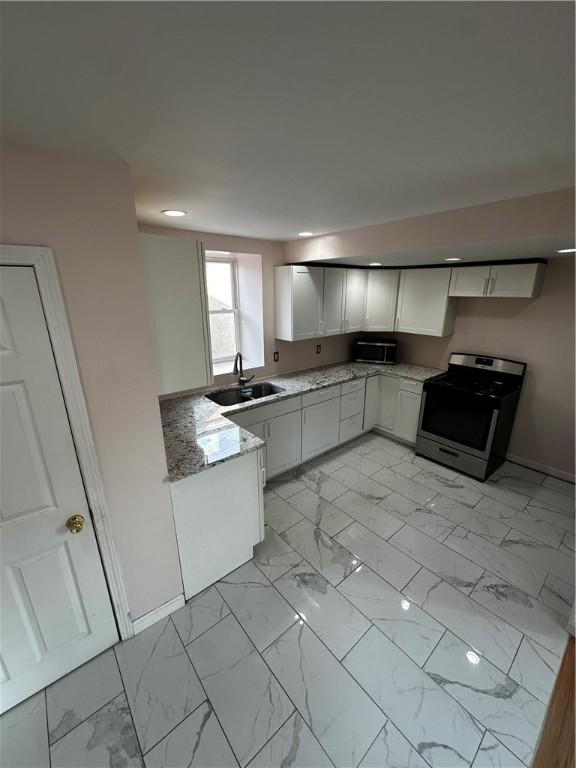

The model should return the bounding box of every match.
[1,244,134,640]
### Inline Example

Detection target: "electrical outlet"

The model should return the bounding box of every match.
[316,344,321,354]
[273,351,279,362]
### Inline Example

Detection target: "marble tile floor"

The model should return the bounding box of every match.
[2,433,574,768]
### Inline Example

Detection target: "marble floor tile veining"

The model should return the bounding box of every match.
[3,432,573,768]
[344,626,484,768]
[274,561,371,659]
[424,632,546,765]
[187,614,293,766]
[46,648,123,744]
[115,617,206,754]
[403,568,522,671]
[50,694,143,768]
[470,732,526,768]
[338,565,445,666]
[263,622,385,768]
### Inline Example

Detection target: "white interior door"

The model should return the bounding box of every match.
[0,266,118,713]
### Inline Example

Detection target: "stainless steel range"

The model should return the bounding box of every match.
[416,353,526,481]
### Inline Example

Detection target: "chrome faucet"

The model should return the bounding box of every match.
[233,352,254,386]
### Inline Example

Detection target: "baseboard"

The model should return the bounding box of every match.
[132,594,185,635]
[505,453,575,484]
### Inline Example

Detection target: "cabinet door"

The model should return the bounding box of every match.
[293,267,324,340]
[449,266,490,297]
[394,390,422,443]
[396,268,454,336]
[380,376,400,432]
[488,263,544,298]
[363,376,381,431]
[344,270,367,332]
[365,270,400,331]
[302,398,341,461]
[267,410,302,478]
[141,233,212,395]
[323,268,346,335]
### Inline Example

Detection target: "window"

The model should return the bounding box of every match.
[206,257,240,364]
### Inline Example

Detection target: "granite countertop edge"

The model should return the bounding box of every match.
[161,361,445,483]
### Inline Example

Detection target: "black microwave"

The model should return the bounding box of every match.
[353,338,398,365]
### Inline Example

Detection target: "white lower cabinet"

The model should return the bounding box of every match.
[363,375,381,431]
[171,451,264,599]
[339,413,364,444]
[394,389,421,443]
[266,410,302,478]
[302,397,341,461]
[380,376,401,432]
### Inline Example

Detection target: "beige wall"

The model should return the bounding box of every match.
[382,257,574,476]
[285,189,575,263]
[1,146,183,620]
[141,225,359,385]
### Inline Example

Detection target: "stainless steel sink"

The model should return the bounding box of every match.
[207,382,285,406]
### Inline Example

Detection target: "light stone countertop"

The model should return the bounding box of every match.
[160,361,445,482]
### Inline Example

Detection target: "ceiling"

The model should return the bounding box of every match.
[1,2,574,241]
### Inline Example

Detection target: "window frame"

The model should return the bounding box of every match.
[206,256,241,364]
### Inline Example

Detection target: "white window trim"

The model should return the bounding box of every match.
[206,256,241,364]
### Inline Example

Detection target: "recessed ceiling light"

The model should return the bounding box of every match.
[369,262,382,266]
[466,650,481,665]
[444,257,462,262]
[298,231,314,237]
[161,209,187,217]
[557,248,576,253]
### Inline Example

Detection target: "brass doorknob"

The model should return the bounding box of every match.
[66,514,85,534]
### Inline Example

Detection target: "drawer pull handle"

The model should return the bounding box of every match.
[439,447,459,457]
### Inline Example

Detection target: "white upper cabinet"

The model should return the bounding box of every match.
[365,270,400,331]
[344,269,367,332]
[323,268,367,335]
[450,263,545,298]
[323,268,346,335]
[274,265,324,341]
[487,263,545,298]
[396,268,455,337]
[141,233,213,395]
[449,266,491,297]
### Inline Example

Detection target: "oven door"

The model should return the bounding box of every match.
[418,387,499,459]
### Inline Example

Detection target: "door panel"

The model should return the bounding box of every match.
[293,267,324,340]
[323,269,345,335]
[302,398,340,461]
[488,263,542,298]
[379,376,400,432]
[0,266,117,713]
[395,390,421,443]
[449,266,490,297]
[344,270,367,333]
[365,271,399,331]
[267,411,302,478]
[396,269,452,336]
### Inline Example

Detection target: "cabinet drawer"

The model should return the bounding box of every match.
[340,388,365,420]
[227,395,302,427]
[341,378,365,395]
[301,384,341,407]
[339,413,364,444]
[398,378,423,395]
